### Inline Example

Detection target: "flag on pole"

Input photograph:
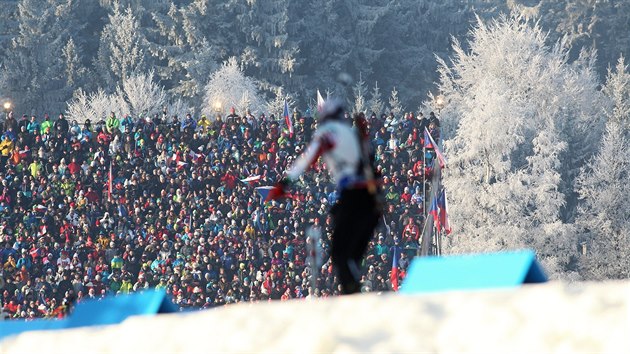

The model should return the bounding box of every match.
[424,127,447,168]
[429,194,440,230]
[255,186,276,203]
[423,128,434,149]
[283,99,294,137]
[240,175,261,185]
[391,246,400,291]
[317,90,325,113]
[108,161,113,202]
[438,189,452,235]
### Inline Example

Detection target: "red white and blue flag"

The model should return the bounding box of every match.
[429,194,439,229]
[423,128,434,149]
[438,189,452,235]
[391,245,400,291]
[424,127,447,168]
[284,99,294,137]
[256,186,276,203]
[240,175,261,185]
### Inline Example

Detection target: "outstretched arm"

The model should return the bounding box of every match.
[287,139,322,181]
[267,132,335,201]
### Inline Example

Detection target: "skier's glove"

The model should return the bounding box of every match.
[266,177,291,202]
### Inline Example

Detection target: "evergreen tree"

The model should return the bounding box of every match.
[0,0,19,53]
[576,57,630,280]
[95,3,149,89]
[62,37,89,89]
[438,15,601,278]
[388,87,403,116]
[0,0,90,115]
[145,0,219,105]
[367,81,384,116]
[351,73,368,114]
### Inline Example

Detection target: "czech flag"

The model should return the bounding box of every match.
[240,175,261,185]
[284,99,294,137]
[429,194,440,230]
[438,189,452,235]
[255,186,276,203]
[423,128,434,149]
[391,245,400,291]
[424,127,447,168]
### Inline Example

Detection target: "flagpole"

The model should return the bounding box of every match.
[420,145,426,257]
[108,160,113,203]
[422,146,426,221]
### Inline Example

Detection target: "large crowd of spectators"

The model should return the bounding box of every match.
[0,105,441,319]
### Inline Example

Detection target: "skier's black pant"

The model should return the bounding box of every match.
[331,188,380,294]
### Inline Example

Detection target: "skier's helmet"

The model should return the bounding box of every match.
[320,98,345,122]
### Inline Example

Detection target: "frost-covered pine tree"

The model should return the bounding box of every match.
[388,87,403,116]
[202,57,266,117]
[351,73,367,114]
[576,56,630,280]
[0,0,88,114]
[235,0,299,82]
[62,37,89,89]
[145,1,219,106]
[520,119,578,277]
[266,87,295,120]
[367,81,384,116]
[438,15,602,278]
[95,3,148,89]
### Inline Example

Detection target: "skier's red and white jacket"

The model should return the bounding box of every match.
[287,120,362,190]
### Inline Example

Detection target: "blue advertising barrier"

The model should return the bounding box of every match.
[400,250,547,294]
[0,289,176,342]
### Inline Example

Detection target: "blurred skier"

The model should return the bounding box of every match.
[267,99,382,294]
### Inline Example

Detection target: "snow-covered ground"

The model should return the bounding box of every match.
[1,281,628,353]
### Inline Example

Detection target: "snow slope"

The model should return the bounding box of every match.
[1,281,628,353]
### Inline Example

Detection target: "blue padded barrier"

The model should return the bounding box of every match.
[400,250,547,294]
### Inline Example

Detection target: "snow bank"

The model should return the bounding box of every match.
[1,281,628,353]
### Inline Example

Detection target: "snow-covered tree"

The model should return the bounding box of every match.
[95,3,148,89]
[62,37,89,88]
[145,1,219,105]
[576,56,630,280]
[0,1,19,55]
[234,0,299,82]
[388,87,403,116]
[117,70,166,118]
[266,87,295,120]
[367,81,385,116]
[351,73,367,114]
[66,88,129,123]
[438,15,602,278]
[202,57,266,117]
[0,0,90,114]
